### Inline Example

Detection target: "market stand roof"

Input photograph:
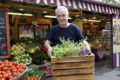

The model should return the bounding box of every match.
[16,0,120,15]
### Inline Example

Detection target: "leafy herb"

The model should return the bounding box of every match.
[53,38,80,57]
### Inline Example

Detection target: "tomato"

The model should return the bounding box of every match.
[4,60,9,62]
[16,65,20,69]
[13,72,18,77]
[0,78,6,80]
[2,67,8,71]
[8,63,13,67]
[17,72,21,75]
[0,67,1,71]
[3,73,9,78]
[0,60,27,80]
[0,62,2,65]
[36,75,40,79]
[1,71,6,75]
[26,76,30,80]
[0,75,3,78]
[7,72,12,77]
[12,69,17,72]
[0,64,4,69]
[12,62,18,66]
[22,66,26,69]
[8,76,14,79]
[11,66,16,69]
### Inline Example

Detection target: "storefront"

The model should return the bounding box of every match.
[1,0,120,69]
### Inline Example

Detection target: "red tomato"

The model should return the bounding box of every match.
[2,67,8,71]
[3,73,9,78]
[22,66,26,69]
[1,71,6,75]
[8,76,14,79]
[13,72,18,77]
[11,66,16,70]
[12,69,17,72]
[0,75,3,78]
[36,75,40,79]
[0,62,2,65]
[12,62,18,66]
[0,78,6,80]
[4,60,9,62]
[19,69,25,73]
[26,76,30,80]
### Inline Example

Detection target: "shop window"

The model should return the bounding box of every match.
[18,24,50,39]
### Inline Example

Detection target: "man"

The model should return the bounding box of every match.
[44,6,91,57]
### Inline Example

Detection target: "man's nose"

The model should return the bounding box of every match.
[59,16,63,19]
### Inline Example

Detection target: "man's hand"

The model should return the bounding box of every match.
[78,40,92,56]
[47,46,52,57]
[44,40,53,57]
[78,47,91,56]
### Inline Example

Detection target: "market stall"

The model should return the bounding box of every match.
[1,0,120,80]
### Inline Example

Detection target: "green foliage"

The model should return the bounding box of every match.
[26,43,41,53]
[101,0,120,5]
[32,50,49,64]
[53,38,80,57]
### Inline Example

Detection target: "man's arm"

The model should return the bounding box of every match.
[44,40,52,57]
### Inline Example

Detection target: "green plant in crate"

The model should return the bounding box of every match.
[32,50,48,64]
[53,38,80,57]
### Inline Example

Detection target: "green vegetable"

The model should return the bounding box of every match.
[53,38,80,57]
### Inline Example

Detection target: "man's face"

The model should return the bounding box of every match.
[56,9,69,27]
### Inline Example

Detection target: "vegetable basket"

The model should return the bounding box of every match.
[51,54,95,80]
[21,66,46,80]
[10,66,27,80]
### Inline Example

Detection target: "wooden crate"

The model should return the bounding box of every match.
[51,54,95,80]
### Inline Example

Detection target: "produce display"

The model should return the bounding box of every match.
[11,43,25,56]
[32,50,49,64]
[0,60,26,80]
[53,38,89,57]
[21,66,46,80]
[26,43,41,53]
[11,43,32,65]
[11,37,49,65]
[25,75,40,80]
[14,53,32,65]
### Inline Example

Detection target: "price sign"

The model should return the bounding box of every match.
[0,5,10,58]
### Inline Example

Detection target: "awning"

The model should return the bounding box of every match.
[17,0,120,15]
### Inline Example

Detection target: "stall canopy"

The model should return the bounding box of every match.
[15,0,120,15]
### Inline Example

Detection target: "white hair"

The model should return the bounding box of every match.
[55,6,69,15]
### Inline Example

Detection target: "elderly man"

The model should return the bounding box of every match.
[44,6,91,57]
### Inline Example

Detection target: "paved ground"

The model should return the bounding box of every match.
[47,60,120,80]
[95,66,120,80]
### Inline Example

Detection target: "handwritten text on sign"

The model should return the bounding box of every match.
[0,10,8,56]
